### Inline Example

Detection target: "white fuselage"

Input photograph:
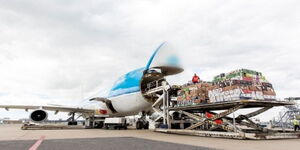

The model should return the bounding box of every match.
[110,92,152,116]
[83,91,152,117]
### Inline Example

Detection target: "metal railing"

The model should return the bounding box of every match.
[145,78,165,92]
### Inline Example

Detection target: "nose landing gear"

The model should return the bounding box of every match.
[136,120,149,130]
[136,112,149,130]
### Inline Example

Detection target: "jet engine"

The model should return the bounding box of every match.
[30,109,48,122]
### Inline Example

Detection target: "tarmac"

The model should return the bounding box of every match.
[0,124,299,150]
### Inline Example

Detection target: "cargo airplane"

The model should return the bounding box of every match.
[0,43,183,129]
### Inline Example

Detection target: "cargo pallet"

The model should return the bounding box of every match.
[145,80,299,140]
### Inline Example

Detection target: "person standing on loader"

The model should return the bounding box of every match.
[292,118,299,131]
[192,73,200,84]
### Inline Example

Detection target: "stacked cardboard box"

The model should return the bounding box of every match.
[209,69,276,103]
[176,69,276,106]
[208,82,271,103]
[213,68,268,83]
[176,82,212,106]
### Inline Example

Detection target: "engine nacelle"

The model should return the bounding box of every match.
[30,110,48,122]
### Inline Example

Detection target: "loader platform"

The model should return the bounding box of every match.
[170,100,294,112]
[146,80,298,140]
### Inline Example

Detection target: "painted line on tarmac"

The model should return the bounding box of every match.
[28,136,45,150]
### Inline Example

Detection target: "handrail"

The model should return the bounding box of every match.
[145,78,166,92]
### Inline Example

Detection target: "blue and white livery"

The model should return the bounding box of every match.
[0,43,183,128]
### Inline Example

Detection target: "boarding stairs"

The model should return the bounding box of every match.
[274,97,300,128]
[144,79,172,127]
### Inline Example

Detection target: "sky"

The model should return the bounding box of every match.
[0,0,299,121]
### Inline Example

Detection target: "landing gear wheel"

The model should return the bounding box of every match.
[67,112,77,126]
[68,121,77,126]
[95,122,104,128]
[136,121,143,130]
[143,121,149,129]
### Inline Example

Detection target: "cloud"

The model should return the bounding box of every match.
[0,0,299,121]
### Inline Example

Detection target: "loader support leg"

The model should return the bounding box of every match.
[186,105,244,130]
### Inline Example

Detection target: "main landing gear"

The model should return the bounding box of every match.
[67,112,78,126]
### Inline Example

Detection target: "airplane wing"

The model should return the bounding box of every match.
[0,105,94,113]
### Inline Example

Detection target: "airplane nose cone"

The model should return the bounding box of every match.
[148,42,184,76]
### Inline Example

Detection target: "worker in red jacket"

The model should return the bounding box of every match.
[192,73,200,84]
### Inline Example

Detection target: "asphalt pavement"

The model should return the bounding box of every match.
[0,137,217,150]
[1,125,299,150]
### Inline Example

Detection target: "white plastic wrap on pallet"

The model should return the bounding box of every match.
[208,86,276,103]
